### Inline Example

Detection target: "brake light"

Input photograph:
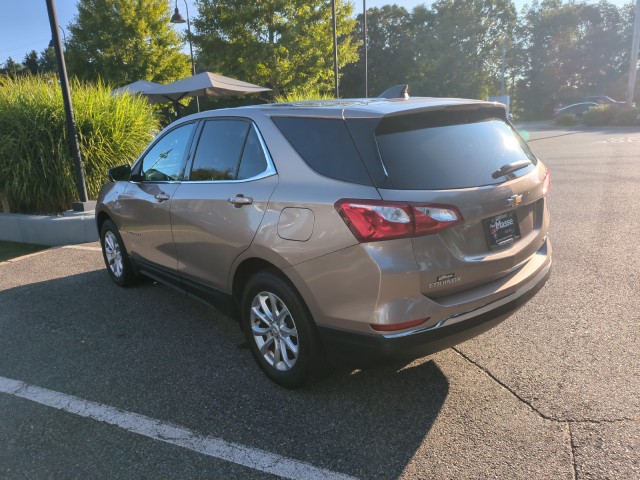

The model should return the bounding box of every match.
[335,199,462,242]
[370,318,430,332]
[542,168,551,196]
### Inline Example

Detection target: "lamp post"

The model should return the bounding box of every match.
[332,0,339,98]
[170,0,199,112]
[45,0,90,209]
[363,0,368,98]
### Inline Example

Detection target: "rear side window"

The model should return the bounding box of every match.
[190,120,250,181]
[271,117,373,185]
[375,114,537,190]
[187,119,270,181]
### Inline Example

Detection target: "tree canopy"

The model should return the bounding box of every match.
[192,0,359,96]
[65,0,190,86]
[1,0,637,118]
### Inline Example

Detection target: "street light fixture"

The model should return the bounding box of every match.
[170,0,199,112]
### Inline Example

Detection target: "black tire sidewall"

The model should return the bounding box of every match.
[241,271,318,388]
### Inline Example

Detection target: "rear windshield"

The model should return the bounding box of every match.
[375,113,537,190]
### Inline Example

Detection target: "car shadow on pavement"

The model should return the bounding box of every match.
[0,270,449,480]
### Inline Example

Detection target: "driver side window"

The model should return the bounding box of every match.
[140,123,193,181]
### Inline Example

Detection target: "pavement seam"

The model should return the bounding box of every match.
[567,423,578,480]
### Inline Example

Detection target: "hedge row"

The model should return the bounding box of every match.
[0,74,159,213]
[555,105,640,127]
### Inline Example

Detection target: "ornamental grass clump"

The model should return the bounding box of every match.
[0,74,158,213]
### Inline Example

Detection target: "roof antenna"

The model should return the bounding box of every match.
[377,84,409,99]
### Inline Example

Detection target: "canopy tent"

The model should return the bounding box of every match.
[114,72,271,105]
[111,80,162,97]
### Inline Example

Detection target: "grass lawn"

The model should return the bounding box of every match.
[0,241,48,262]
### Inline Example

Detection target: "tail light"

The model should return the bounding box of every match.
[335,199,462,242]
[542,168,551,196]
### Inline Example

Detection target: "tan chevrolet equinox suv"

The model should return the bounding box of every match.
[96,97,552,388]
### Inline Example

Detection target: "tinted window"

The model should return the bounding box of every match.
[272,117,373,185]
[190,120,250,181]
[141,123,193,181]
[237,126,269,180]
[375,117,537,190]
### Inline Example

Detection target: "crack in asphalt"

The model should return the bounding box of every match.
[452,347,639,480]
[568,423,578,480]
[452,347,640,479]
[451,347,638,425]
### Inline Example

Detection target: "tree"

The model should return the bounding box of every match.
[22,50,40,75]
[413,0,518,99]
[65,0,190,86]
[341,5,419,98]
[192,0,359,97]
[516,0,632,119]
[1,57,24,76]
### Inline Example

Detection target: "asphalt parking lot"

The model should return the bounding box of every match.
[1,124,638,479]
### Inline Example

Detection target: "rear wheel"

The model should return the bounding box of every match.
[241,270,321,388]
[100,220,137,286]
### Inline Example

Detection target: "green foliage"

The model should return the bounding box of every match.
[582,105,617,126]
[0,75,159,213]
[611,107,640,126]
[554,114,578,126]
[515,0,633,119]
[583,105,640,126]
[65,0,190,86]
[193,0,359,97]
[274,86,334,102]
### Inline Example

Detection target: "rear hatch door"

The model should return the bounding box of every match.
[345,103,549,297]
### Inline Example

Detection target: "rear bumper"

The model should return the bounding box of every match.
[317,261,551,366]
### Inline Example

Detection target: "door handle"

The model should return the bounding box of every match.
[155,192,170,202]
[228,194,253,207]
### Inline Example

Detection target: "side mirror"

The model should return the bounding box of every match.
[108,164,132,182]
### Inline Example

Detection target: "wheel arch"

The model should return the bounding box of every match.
[231,257,314,330]
[96,210,112,235]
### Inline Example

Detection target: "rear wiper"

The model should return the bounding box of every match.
[491,160,532,179]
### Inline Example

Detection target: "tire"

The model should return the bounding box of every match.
[100,219,137,287]
[241,270,321,388]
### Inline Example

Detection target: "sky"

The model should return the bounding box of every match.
[0,0,633,65]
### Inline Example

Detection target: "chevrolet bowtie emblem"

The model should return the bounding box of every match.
[507,194,523,207]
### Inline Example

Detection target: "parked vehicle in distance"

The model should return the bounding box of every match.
[553,102,598,117]
[96,96,552,388]
[584,95,626,106]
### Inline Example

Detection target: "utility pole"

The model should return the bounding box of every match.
[627,0,640,107]
[46,0,90,209]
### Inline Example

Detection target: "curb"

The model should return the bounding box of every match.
[0,211,99,246]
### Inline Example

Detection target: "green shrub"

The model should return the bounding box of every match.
[611,106,640,126]
[554,114,578,126]
[582,105,616,126]
[0,74,159,213]
[274,86,334,103]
